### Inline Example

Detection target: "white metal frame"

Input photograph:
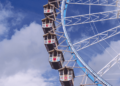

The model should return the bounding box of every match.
[65,10,120,26]
[61,0,111,85]
[97,53,120,77]
[68,0,120,7]
[73,25,120,51]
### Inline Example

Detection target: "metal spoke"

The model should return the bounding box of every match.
[61,0,111,85]
[73,25,120,51]
[97,53,120,77]
[42,0,120,85]
[68,0,119,7]
[75,74,86,77]
[65,10,120,26]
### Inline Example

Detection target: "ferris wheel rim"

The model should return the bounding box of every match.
[61,0,111,86]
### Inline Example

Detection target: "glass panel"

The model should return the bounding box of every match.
[53,43,56,47]
[58,52,61,57]
[48,34,51,39]
[48,5,50,9]
[43,20,45,23]
[52,35,54,39]
[64,68,68,74]
[46,19,49,23]
[44,7,47,10]
[50,52,52,57]
[42,22,45,24]
[45,36,47,40]
[69,70,72,75]
[51,6,53,9]
[54,51,57,56]
[58,54,61,57]
[50,20,52,23]
[60,70,63,75]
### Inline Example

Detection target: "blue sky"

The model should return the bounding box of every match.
[0,0,61,86]
[0,0,120,86]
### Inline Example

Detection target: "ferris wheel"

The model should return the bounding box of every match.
[42,0,120,86]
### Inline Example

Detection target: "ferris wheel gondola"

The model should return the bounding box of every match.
[42,0,120,86]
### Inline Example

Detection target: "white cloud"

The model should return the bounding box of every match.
[0,70,53,86]
[0,1,62,86]
[0,22,50,75]
[0,21,55,85]
[73,33,89,44]
[0,1,57,86]
[0,24,7,35]
[0,2,13,21]
[88,40,120,86]
[11,13,24,26]
[0,2,24,36]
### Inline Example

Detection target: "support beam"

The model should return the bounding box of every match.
[65,10,120,26]
[73,25,120,51]
[61,0,111,85]
[97,54,120,77]
[68,0,119,7]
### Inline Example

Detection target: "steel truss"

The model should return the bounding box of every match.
[97,53,120,77]
[65,10,120,26]
[42,0,117,85]
[68,0,120,7]
[61,0,111,85]
[73,25,120,51]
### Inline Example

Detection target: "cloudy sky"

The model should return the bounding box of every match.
[0,0,61,86]
[0,0,120,86]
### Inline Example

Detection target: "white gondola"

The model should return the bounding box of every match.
[49,49,64,69]
[42,17,56,34]
[43,3,57,19]
[58,67,75,86]
[48,0,60,8]
[43,32,58,51]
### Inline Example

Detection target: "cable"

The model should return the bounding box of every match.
[89,4,114,58]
